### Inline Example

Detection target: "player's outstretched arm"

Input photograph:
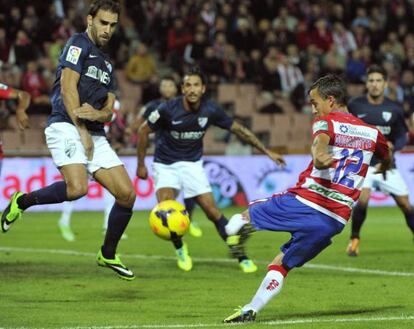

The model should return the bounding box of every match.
[230,121,286,166]
[61,67,94,160]
[136,121,154,179]
[311,133,333,169]
[74,93,115,123]
[9,89,30,130]
[373,130,392,176]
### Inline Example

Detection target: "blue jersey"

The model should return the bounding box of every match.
[48,32,115,136]
[147,96,233,164]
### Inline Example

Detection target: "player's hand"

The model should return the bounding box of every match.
[79,129,94,161]
[315,152,334,169]
[137,164,148,179]
[266,150,286,167]
[374,159,392,179]
[16,110,29,130]
[74,103,98,121]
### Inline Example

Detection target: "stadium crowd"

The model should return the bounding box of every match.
[1,0,414,149]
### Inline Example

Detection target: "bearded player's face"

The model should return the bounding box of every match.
[182,75,206,105]
[87,9,118,47]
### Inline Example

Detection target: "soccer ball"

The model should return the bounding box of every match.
[149,200,190,240]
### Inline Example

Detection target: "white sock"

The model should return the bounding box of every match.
[242,267,286,313]
[225,214,248,235]
[59,201,75,226]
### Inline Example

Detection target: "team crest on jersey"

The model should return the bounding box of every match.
[105,60,112,73]
[64,139,76,158]
[382,111,392,122]
[66,45,82,65]
[198,117,208,128]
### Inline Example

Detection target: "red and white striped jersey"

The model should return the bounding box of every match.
[289,111,389,224]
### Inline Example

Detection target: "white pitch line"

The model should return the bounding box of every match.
[4,315,413,329]
[1,246,414,277]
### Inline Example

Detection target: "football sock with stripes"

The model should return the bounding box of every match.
[242,265,288,313]
[350,203,367,239]
[17,181,69,210]
[101,203,132,259]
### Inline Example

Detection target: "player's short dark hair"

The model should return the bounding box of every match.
[182,66,207,85]
[160,75,176,83]
[366,64,387,80]
[89,0,120,17]
[309,74,347,106]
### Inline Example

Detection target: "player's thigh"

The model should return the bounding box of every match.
[179,160,212,198]
[156,188,178,202]
[93,165,135,207]
[152,162,181,193]
[45,122,88,168]
[59,163,89,198]
[194,192,221,220]
[393,194,412,213]
[378,169,409,197]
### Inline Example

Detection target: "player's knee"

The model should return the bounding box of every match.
[114,187,136,208]
[66,182,88,200]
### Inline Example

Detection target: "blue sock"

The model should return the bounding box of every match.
[102,203,133,259]
[214,215,228,241]
[403,209,414,235]
[184,197,196,220]
[17,181,68,210]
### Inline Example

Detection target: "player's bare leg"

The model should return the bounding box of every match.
[347,188,371,256]
[156,187,192,271]
[93,165,136,280]
[196,193,257,273]
[393,194,414,241]
[2,164,88,232]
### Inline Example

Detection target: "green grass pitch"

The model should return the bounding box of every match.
[0,206,413,328]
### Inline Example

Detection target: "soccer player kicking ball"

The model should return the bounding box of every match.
[137,67,285,273]
[1,0,136,281]
[223,74,391,323]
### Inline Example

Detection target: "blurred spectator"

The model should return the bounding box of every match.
[332,22,356,57]
[200,46,224,83]
[346,49,366,83]
[232,17,255,56]
[272,6,298,32]
[11,30,39,67]
[184,32,208,65]
[167,18,193,72]
[125,43,157,84]
[244,49,264,84]
[352,7,370,29]
[310,19,333,52]
[21,60,50,106]
[0,28,11,63]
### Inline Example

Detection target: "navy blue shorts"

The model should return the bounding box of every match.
[249,192,345,269]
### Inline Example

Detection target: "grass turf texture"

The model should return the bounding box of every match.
[0,206,413,328]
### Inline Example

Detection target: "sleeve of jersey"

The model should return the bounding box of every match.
[142,101,157,119]
[311,117,334,140]
[374,130,390,160]
[211,102,234,129]
[0,83,12,99]
[60,35,89,74]
[146,103,167,131]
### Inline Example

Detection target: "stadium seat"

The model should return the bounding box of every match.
[2,130,22,150]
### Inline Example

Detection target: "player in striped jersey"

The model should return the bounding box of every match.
[223,74,391,323]
[0,82,30,175]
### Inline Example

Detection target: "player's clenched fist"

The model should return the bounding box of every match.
[137,164,148,179]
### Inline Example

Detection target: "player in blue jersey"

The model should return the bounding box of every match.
[135,76,203,238]
[137,67,285,272]
[1,0,136,281]
[346,65,414,256]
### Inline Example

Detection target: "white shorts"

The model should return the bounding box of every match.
[362,166,409,196]
[152,160,212,198]
[45,122,123,174]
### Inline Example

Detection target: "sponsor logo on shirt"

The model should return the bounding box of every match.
[170,130,205,140]
[85,66,111,85]
[333,122,376,140]
[104,60,112,73]
[357,113,367,118]
[312,120,328,134]
[308,183,353,206]
[66,45,82,65]
[376,125,391,135]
